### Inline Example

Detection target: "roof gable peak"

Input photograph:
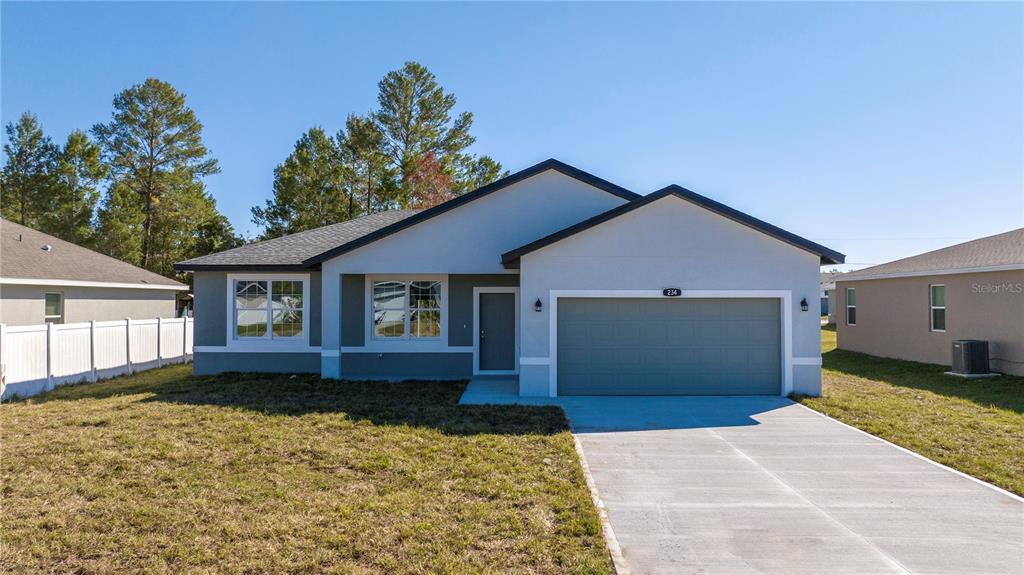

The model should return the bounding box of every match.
[300,158,638,265]
[501,183,845,266]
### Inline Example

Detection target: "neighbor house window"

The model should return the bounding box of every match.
[233,279,305,340]
[44,292,63,324]
[930,284,946,332]
[846,288,856,326]
[372,280,441,339]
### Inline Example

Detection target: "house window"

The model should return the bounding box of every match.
[44,292,63,324]
[930,284,946,332]
[233,279,305,340]
[846,288,856,326]
[372,280,442,339]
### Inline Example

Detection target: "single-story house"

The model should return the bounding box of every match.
[836,228,1023,375]
[175,159,844,397]
[0,219,187,326]
[820,271,843,321]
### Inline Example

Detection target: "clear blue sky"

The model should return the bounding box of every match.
[3,2,1021,270]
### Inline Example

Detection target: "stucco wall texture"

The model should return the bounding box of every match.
[519,196,823,397]
[836,270,1024,375]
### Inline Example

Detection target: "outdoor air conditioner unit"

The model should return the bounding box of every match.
[951,340,990,375]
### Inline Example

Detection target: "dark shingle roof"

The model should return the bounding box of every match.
[841,228,1024,281]
[501,185,845,267]
[174,210,420,271]
[1,219,186,289]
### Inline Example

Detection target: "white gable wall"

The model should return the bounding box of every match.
[319,169,631,375]
[323,170,628,274]
[518,196,823,396]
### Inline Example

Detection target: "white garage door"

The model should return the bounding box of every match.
[557,298,781,395]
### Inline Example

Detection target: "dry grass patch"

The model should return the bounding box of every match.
[795,327,1024,495]
[1,366,611,574]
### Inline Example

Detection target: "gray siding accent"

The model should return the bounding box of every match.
[557,298,781,395]
[340,353,472,380]
[194,271,321,347]
[448,274,519,347]
[193,352,320,375]
[341,274,365,346]
[193,271,227,346]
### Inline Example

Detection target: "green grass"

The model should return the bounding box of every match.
[1,366,611,574]
[795,326,1024,495]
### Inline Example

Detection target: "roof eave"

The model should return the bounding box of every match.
[172,263,319,272]
[0,276,188,288]
[838,263,1024,282]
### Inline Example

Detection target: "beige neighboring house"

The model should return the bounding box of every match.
[0,219,187,326]
[836,228,1023,375]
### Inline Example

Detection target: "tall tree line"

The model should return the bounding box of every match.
[252,61,507,239]
[1,79,241,278]
[2,62,506,269]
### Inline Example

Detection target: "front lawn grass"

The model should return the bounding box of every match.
[1,366,611,574]
[795,327,1024,495]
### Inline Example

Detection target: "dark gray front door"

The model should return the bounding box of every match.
[479,292,516,371]
[557,298,781,395]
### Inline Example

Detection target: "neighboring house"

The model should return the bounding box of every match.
[0,219,187,326]
[175,159,844,397]
[836,228,1024,375]
[820,271,842,321]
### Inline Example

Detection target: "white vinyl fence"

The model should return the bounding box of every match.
[0,317,193,400]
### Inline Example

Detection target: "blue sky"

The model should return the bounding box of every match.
[3,2,1021,270]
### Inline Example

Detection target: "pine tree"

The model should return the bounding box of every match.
[1,112,59,227]
[338,114,395,215]
[251,127,349,238]
[91,78,236,273]
[94,181,144,265]
[373,61,502,207]
[42,130,108,244]
[452,154,507,196]
[249,62,505,237]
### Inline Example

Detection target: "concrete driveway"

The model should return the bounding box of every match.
[559,396,1024,575]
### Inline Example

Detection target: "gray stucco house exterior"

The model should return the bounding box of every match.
[1,219,186,326]
[176,159,844,396]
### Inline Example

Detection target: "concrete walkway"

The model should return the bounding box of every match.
[460,383,1024,575]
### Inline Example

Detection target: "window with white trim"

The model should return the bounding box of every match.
[44,292,63,324]
[233,279,305,339]
[846,288,856,326]
[371,280,442,339]
[930,284,945,332]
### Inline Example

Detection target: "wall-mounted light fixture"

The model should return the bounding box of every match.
[534,298,543,312]
[800,298,809,312]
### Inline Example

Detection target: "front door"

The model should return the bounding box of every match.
[479,292,516,371]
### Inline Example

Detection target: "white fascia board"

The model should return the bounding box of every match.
[838,264,1024,282]
[0,277,187,291]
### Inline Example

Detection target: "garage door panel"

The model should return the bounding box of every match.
[557,298,781,395]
